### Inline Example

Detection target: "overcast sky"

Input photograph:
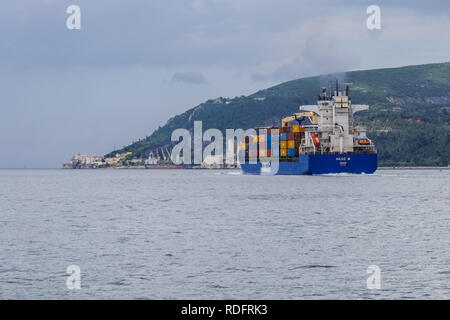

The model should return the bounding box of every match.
[1,0,449,168]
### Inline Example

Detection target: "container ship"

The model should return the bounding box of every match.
[239,82,377,175]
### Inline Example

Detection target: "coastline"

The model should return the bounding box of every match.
[60,166,450,170]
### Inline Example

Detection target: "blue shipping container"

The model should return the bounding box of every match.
[288,148,296,157]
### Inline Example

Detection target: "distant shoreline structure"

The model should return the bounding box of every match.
[62,151,238,170]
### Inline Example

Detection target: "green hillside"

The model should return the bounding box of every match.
[106,62,450,166]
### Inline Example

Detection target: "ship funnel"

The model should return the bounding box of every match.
[344,83,352,97]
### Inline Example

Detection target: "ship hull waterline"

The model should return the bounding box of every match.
[240,153,377,175]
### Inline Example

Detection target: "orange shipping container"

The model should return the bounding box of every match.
[252,135,259,143]
[239,142,249,150]
[288,140,295,149]
[280,141,287,149]
[293,125,305,133]
[280,149,288,157]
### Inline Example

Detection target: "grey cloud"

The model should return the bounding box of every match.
[0,0,249,69]
[1,0,448,70]
[252,36,361,82]
[171,71,207,84]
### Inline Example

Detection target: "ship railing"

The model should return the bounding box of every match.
[301,150,376,155]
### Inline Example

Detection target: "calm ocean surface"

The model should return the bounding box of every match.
[0,169,449,299]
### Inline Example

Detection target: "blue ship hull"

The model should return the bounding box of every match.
[240,153,377,175]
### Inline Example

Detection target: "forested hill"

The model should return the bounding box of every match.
[106,62,450,166]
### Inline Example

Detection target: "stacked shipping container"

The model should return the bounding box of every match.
[239,124,306,163]
[258,128,274,158]
[275,125,305,160]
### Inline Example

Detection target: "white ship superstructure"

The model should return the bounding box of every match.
[299,83,375,154]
